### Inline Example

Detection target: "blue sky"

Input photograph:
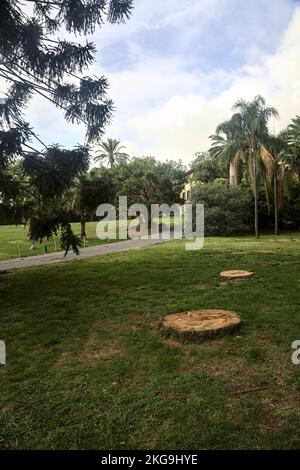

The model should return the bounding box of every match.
[27,0,300,164]
[99,0,294,73]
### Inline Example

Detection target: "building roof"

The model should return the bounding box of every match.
[184,169,194,177]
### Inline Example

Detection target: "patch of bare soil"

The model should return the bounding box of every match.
[77,320,125,364]
[79,344,123,362]
[55,351,73,369]
[192,282,218,290]
[163,337,185,348]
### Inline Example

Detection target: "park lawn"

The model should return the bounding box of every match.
[1,235,300,449]
[0,222,122,261]
[0,217,180,261]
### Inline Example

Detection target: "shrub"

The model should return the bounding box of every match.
[190,184,253,236]
[280,180,300,229]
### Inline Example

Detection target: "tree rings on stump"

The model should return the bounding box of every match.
[219,270,254,281]
[163,309,241,342]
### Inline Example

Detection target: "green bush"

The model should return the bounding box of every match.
[191,184,253,235]
[280,180,300,229]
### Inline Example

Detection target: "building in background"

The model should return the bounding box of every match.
[180,169,195,202]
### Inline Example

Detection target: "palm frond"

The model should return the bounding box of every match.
[231,149,244,185]
[264,178,271,215]
[247,152,255,191]
[259,144,275,182]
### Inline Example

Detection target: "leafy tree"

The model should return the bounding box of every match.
[191,152,226,184]
[67,169,114,239]
[95,138,130,168]
[114,157,185,226]
[0,0,133,253]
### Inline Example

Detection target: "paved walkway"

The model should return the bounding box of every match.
[0,233,180,271]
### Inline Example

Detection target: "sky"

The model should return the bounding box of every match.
[26,0,300,165]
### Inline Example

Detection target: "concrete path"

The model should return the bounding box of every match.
[0,233,181,271]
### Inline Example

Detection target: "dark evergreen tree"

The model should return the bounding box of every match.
[0,0,133,253]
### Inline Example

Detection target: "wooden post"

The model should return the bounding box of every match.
[44,245,48,254]
[18,243,23,258]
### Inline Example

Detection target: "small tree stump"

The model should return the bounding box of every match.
[163,309,241,342]
[219,270,254,281]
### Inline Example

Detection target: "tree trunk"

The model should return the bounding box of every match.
[253,151,259,239]
[229,162,236,186]
[80,211,86,240]
[28,220,36,250]
[274,167,278,236]
[109,153,115,168]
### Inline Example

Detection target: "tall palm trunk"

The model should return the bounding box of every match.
[229,162,236,186]
[109,153,115,168]
[252,148,259,239]
[274,166,278,236]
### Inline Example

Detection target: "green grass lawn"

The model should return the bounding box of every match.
[0,222,121,261]
[0,217,180,261]
[1,234,300,449]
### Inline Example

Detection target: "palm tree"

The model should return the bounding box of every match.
[267,129,299,235]
[288,115,300,146]
[69,171,114,240]
[286,116,300,173]
[95,138,129,168]
[210,114,245,186]
[266,134,286,235]
[232,95,279,238]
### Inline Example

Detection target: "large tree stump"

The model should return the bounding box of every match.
[219,270,254,281]
[163,309,241,342]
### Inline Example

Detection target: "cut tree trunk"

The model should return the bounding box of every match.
[219,270,254,281]
[163,309,241,342]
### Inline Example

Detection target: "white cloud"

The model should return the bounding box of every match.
[9,0,299,165]
[114,6,300,164]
